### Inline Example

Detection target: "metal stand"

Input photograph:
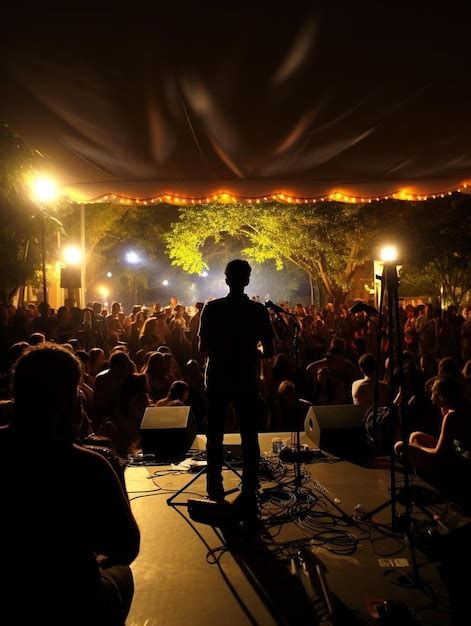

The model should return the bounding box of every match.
[360,261,419,582]
[362,263,411,527]
[166,459,242,507]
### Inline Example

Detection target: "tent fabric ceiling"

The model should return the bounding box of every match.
[2,5,471,201]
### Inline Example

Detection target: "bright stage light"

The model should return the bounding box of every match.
[126,251,140,264]
[162,279,169,286]
[106,271,113,278]
[63,245,82,265]
[32,176,58,203]
[379,245,399,263]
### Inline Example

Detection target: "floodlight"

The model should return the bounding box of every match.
[126,251,140,264]
[379,245,399,263]
[63,245,82,265]
[32,176,57,203]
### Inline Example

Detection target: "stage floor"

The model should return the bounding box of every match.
[125,453,460,625]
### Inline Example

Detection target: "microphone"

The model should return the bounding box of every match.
[349,301,379,316]
[265,300,289,316]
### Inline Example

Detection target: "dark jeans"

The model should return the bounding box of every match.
[206,390,261,497]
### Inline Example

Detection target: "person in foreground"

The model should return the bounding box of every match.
[394,376,471,502]
[198,260,274,521]
[0,344,140,625]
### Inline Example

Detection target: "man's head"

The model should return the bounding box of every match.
[111,301,121,315]
[37,301,50,317]
[12,343,81,441]
[358,353,376,377]
[225,259,251,290]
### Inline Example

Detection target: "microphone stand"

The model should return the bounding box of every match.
[291,315,303,498]
[268,305,305,498]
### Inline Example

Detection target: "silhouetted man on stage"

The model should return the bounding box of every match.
[198,260,274,516]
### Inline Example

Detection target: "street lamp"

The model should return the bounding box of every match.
[97,285,110,301]
[63,245,82,266]
[61,245,82,306]
[379,245,399,264]
[31,176,58,305]
[126,250,141,304]
[374,245,400,308]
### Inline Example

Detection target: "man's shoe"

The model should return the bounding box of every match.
[207,489,226,503]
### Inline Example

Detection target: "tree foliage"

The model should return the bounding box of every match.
[166,201,394,305]
[399,196,471,306]
[0,124,53,304]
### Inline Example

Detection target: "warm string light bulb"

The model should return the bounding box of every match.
[91,182,469,206]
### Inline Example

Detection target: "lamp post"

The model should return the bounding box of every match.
[62,245,82,306]
[32,177,58,305]
[126,251,141,305]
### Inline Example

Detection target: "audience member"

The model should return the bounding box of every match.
[0,344,140,624]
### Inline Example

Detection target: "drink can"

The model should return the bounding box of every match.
[272,437,283,454]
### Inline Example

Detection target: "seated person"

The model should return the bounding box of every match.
[0,343,140,624]
[351,353,389,414]
[156,380,189,406]
[394,376,471,502]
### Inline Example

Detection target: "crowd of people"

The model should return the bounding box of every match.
[1,296,470,456]
[0,282,470,622]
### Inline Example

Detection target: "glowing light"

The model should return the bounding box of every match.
[106,271,113,278]
[379,245,399,263]
[126,251,140,264]
[200,271,208,278]
[63,245,81,265]
[162,279,169,286]
[32,176,58,202]
[97,285,110,299]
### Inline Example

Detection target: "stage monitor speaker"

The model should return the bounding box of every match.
[60,266,81,289]
[140,406,196,461]
[305,404,366,458]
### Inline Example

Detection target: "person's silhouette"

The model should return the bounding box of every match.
[0,344,140,624]
[198,260,274,514]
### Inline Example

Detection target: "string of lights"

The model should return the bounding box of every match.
[86,183,469,206]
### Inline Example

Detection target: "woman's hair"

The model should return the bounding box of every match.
[143,352,166,378]
[89,348,104,369]
[167,380,189,401]
[432,376,466,410]
[139,318,159,338]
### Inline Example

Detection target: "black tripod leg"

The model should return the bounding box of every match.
[166,460,244,507]
[166,466,208,506]
[360,498,393,521]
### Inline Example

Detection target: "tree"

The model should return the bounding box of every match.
[399,196,471,306]
[0,124,57,305]
[166,200,393,306]
[62,203,172,306]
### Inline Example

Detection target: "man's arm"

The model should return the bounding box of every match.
[197,303,211,355]
[82,447,140,565]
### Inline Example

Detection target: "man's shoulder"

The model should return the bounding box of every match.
[94,369,110,382]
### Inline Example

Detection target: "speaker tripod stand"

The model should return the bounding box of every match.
[166,458,242,507]
[357,259,420,584]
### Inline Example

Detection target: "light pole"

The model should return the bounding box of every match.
[126,251,141,305]
[62,245,82,306]
[32,177,58,305]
